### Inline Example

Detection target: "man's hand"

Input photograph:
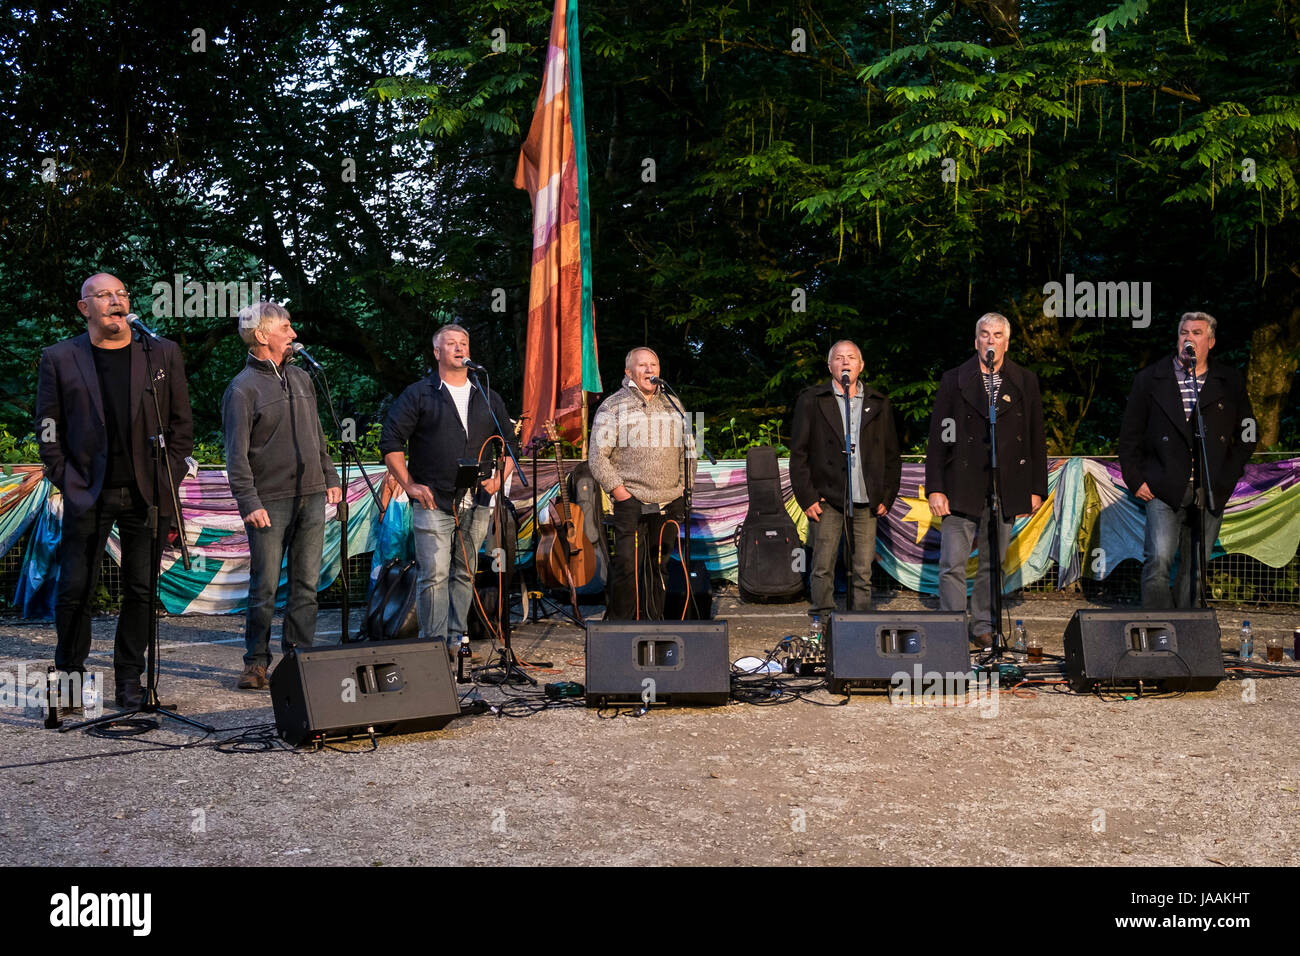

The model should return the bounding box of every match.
[927,492,950,517]
[405,482,436,509]
[481,474,501,496]
[805,500,823,521]
[875,503,888,517]
[327,486,342,505]
[1135,482,1155,502]
[244,509,271,529]
[1017,493,1045,519]
[612,485,633,502]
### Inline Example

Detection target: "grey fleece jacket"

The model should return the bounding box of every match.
[221,353,340,518]
[589,377,697,505]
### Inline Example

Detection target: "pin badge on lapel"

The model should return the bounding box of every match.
[154,369,167,382]
[1002,394,1011,402]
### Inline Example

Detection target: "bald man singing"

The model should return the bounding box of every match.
[35,272,193,710]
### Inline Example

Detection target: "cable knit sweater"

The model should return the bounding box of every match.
[588,378,697,505]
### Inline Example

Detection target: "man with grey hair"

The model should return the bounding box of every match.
[36,272,193,709]
[926,312,1047,648]
[589,346,697,620]
[222,301,341,690]
[1118,311,1255,608]
[789,339,901,615]
[380,323,514,647]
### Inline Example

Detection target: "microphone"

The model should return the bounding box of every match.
[649,375,664,386]
[291,342,324,371]
[839,370,850,389]
[984,347,996,368]
[127,314,161,340]
[461,358,487,372]
[1181,342,1196,365]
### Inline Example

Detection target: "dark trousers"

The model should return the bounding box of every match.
[808,503,877,616]
[55,486,170,678]
[607,496,685,620]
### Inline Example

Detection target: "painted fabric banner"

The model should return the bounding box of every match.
[513,0,601,450]
[11,458,1299,617]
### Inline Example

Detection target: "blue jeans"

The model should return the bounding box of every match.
[808,503,876,615]
[937,506,1013,638]
[1141,493,1222,609]
[243,493,326,667]
[411,501,491,642]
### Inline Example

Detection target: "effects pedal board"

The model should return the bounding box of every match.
[784,637,826,676]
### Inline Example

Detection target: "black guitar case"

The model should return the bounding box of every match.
[735,445,806,602]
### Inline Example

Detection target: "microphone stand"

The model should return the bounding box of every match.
[982,351,1007,660]
[839,373,856,613]
[467,368,535,686]
[64,329,212,734]
[1183,352,1215,608]
[656,379,714,619]
[297,353,385,643]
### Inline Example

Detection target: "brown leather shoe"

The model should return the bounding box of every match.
[237,663,268,690]
[970,632,994,650]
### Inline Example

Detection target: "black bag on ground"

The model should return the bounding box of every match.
[735,445,806,602]
[356,558,420,642]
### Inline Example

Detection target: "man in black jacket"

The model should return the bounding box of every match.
[1118,312,1256,608]
[222,302,342,690]
[926,313,1047,647]
[35,272,193,709]
[789,340,902,615]
[379,324,515,645]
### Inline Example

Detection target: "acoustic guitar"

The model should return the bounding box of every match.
[535,421,597,606]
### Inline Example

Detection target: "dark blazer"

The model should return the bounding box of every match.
[789,380,902,513]
[925,355,1048,518]
[378,371,515,513]
[1118,356,1255,515]
[35,332,193,518]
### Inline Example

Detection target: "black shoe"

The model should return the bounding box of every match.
[115,682,145,709]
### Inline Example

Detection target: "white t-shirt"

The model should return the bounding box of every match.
[445,380,473,432]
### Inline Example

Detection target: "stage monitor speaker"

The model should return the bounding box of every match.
[585,620,730,706]
[270,638,461,745]
[665,558,713,620]
[826,611,970,694]
[1063,609,1223,693]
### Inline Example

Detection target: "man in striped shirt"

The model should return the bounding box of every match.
[1118,312,1256,608]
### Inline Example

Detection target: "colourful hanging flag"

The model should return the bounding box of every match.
[514,0,600,451]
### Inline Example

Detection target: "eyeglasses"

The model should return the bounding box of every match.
[84,290,130,302]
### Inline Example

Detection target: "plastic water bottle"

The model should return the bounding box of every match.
[81,673,98,713]
[1239,621,1253,660]
[1012,620,1028,662]
[809,614,823,644]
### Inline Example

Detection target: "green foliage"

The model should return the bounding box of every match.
[0,429,41,465]
[0,0,1297,465]
[721,416,788,458]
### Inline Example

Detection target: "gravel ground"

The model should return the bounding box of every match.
[1,587,1297,867]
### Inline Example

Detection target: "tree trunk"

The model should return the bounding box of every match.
[1245,303,1300,450]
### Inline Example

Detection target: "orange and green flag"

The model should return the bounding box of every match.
[514,0,600,451]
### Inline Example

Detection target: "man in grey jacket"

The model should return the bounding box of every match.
[589,347,697,620]
[222,302,341,690]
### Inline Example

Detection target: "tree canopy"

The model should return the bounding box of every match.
[2,0,1296,458]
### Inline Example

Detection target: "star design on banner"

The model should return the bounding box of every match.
[899,484,942,545]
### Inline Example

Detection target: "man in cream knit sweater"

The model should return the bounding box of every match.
[589,347,697,620]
